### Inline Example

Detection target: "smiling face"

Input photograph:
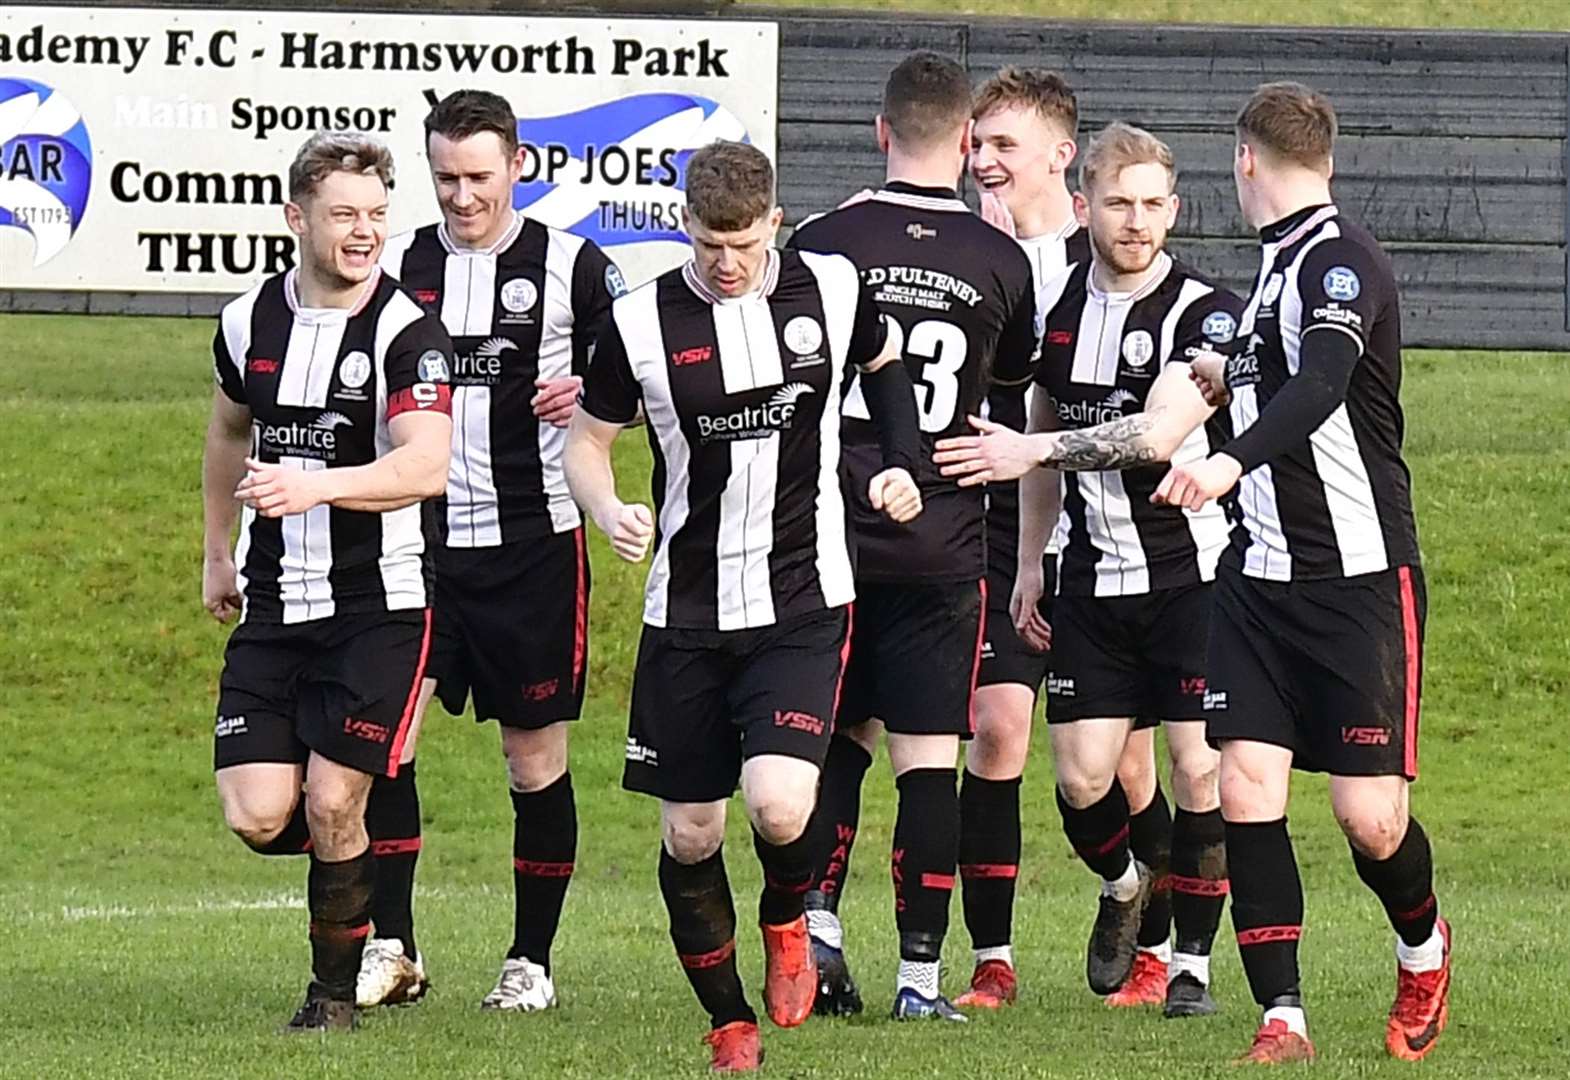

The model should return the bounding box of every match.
[428,130,523,249]
[285,169,388,290]
[970,103,1075,220]
[1077,160,1179,277]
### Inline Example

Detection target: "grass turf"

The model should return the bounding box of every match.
[2,312,1567,1077]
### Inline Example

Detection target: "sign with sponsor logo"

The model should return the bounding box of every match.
[0,6,777,293]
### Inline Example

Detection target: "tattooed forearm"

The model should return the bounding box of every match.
[1038,414,1161,470]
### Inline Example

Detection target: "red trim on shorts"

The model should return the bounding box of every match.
[1398,565,1421,779]
[920,872,956,891]
[966,579,987,734]
[1236,924,1302,946]
[385,608,433,778]
[371,837,423,856]
[572,527,589,694]
[679,939,736,969]
[1169,873,1230,897]
[831,603,855,724]
[1080,822,1131,859]
[513,858,575,878]
[959,863,1019,880]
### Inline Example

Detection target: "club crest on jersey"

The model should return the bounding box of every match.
[1202,311,1237,344]
[500,277,539,314]
[1260,274,1285,307]
[782,315,824,356]
[338,351,371,390]
[1323,266,1361,302]
[1122,329,1155,368]
[417,350,451,383]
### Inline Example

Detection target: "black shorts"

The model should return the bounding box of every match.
[978,553,1055,691]
[214,610,431,778]
[1046,584,1212,724]
[1205,564,1426,779]
[623,607,852,803]
[838,579,985,737]
[429,529,589,728]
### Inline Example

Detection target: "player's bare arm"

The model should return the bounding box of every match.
[532,374,583,428]
[563,410,653,562]
[235,410,453,518]
[1010,388,1061,651]
[202,388,252,623]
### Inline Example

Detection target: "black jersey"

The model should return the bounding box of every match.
[1224,204,1419,581]
[213,268,455,625]
[986,222,1093,583]
[381,213,620,548]
[788,183,1038,584]
[580,249,888,631]
[1035,253,1244,597]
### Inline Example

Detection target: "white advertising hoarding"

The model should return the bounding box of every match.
[0,5,778,292]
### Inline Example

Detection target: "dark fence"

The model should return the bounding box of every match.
[6,3,1567,350]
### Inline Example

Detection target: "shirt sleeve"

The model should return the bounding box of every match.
[384,313,455,421]
[847,278,891,372]
[579,313,642,425]
[1171,287,1247,364]
[212,324,247,404]
[993,274,1041,387]
[570,240,626,377]
[1295,239,1382,356]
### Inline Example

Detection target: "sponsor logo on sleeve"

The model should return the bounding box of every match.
[1202,311,1237,344]
[605,264,628,297]
[1322,266,1361,302]
[417,350,450,384]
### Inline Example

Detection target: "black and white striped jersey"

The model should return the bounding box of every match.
[213,268,455,625]
[1035,253,1244,597]
[580,249,887,631]
[1224,204,1418,581]
[381,213,621,548]
[986,222,1093,585]
[788,182,1039,584]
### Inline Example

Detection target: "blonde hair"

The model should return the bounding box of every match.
[1236,81,1337,173]
[288,131,395,202]
[1078,122,1176,193]
[972,66,1077,139]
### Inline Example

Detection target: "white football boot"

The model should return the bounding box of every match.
[355,937,429,1008]
[479,957,557,1012]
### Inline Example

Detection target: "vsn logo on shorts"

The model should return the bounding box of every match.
[513,93,749,248]
[0,78,93,267]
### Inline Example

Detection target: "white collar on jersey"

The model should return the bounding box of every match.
[438,209,525,257]
[284,266,381,323]
[869,188,970,213]
[682,248,782,306]
[1268,204,1340,250]
[1017,215,1081,247]
[1087,250,1173,305]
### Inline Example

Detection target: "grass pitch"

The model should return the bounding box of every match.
[3,310,1568,1079]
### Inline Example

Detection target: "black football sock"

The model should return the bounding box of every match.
[1129,782,1173,950]
[893,768,959,962]
[1226,818,1304,1008]
[754,808,818,927]
[958,771,1022,952]
[1057,779,1134,882]
[508,773,578,973]
[806,735,873,913]
[307,848,374,1002]
[367,762,421,957]
[659,846,755,1029]
[1170,807,1229,961]
[248,799,311,856]
[1351,816,1438,947]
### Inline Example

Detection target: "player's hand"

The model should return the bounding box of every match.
[599,501,654,562]
[1151,453,1243,511]
[979,191,1017,238]
[203,555,242,624]
[1009,561,1052,652]
[868,467,922,524]
[933,415,1042,487]
[532,375,583,428]
[1189,349,1231,408]
[234,458,329,518]
[836,188,875,210]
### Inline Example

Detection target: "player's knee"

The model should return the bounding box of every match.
[751,796,812,847]
[1336,804,1406,860]
[1171,756,1220,808]
[663,816,724,864]
[225,804,292,851]
[971,707,1030,776]
[303,787,361,838]
[1056,766,1115,809]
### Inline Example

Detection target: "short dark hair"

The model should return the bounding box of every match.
[685,141,774,231]
[424,89,519,156]
[288,132,395,202]
[973,66,1078,140]
[1236,82,1337,173]
[882,51,972,150]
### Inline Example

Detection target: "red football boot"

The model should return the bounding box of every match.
[705,1020,763,1073]
[761,916,817,1028]
[954,958,1018,1009]
[1234,1018,1316,1065]
[1105,950,1167,1008]
[1385,918,1452,1061]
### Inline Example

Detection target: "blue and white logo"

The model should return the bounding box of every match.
[606,264,627,298]
[1322,266,1361,302]
[417,350,451,384]
[513,93,750,249]
[0,78,93,267]
[1202,310,1237,345]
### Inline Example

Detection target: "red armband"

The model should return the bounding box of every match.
[388,382,452,419]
